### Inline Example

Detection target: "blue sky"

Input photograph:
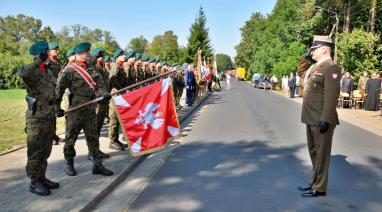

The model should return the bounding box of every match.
[0,0,276,58]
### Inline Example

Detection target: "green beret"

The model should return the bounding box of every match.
[148,58,156,63]
[91,47,104,57]
[29,41,49,56]
[125,50,135,59]
[74,42,91,54]
[161,61,167,66]
[113,48,124,59]
[105,55,110,61]
[142,56,150,62]
[49,42,59,50]
[135,53,141,60]
[66,48,74,57]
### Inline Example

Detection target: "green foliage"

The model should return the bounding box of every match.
[215,53,234,72]
[126,35,149,54]
[186,7,213,64]
[235,0,382,81]
[0,14,121,89]
[337,29,382,79]
[0,53,31,89]
[145,31,181,63]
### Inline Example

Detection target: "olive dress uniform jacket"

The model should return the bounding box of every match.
[301,59,341,126]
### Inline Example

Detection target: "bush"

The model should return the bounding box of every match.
[0,53,30,89]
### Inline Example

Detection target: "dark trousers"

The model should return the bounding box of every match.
[186,88,193,106]
[208,81,212,92]
[306,124,335,192]
[289,87,295,98]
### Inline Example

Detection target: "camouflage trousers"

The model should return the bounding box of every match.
[64,104,102,164]
[25,114,55,180]
[108,102,121,143]
[96,102,109,135]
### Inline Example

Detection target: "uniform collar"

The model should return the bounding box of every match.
[316,57,331,66]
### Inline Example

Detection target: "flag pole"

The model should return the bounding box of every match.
[63,69,182,115]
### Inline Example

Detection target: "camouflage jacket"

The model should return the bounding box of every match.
[56,61,107,107]
[109,62,133,91]
[93,64,110,93]
[18,58,56,117]
[46,58,62,79]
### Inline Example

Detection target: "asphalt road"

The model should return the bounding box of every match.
[129,80,382,212]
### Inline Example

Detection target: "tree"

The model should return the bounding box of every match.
[146,31,181,63]
[186,7,213,64]
[215,53,234,72]
[0,15,121,88]
[127,35,148,54]
[337,29,381,79]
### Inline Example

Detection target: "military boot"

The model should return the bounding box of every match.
[29,178,50,196]
[109,141,125,150]
[92,163,114,176]
[41,176,60,189]
[88,151,110,161]
[65,159,76,176]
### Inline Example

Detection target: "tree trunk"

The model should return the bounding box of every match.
[370,0,377,32]
[343,0,351,33]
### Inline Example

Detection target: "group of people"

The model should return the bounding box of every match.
[183,63,221,106]
[18,40,184,196]
[340,70,381,111]
[281,73,301,98]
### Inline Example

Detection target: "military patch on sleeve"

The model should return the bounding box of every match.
[332,73,338,79]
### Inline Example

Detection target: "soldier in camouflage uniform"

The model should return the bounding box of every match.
[108,49,135,150]
[90,48,110,134]
[141,56,150,80]
[47,42,64,145]
[155,59,162,75]
[173,66,185,109]
[18,41,60,196]
[148,57,158,78]
[88,48,111,160]
[56,42,113,177]
[104,55,111,72]
[133,53,143,83]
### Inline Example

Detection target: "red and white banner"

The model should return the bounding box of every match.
[112,78,180,157]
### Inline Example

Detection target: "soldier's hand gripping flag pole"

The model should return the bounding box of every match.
[62,68,182,115]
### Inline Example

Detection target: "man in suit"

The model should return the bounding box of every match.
[289,72,296,98]
[299,35,341,197]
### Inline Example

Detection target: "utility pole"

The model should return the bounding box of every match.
[370,0,377,32]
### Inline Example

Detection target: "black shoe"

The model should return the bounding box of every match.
[109,141,124,150]
[302,189,326,197]
[297,185,312,191]
[29,180,50,196]
[41,176,59,189]
[92,164,113,176]
[65,160,76,176]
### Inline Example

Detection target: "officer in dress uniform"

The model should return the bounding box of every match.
[298,36,341,197]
